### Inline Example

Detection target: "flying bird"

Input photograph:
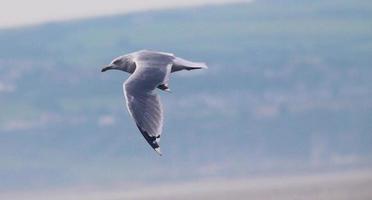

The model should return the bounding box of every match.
[101,50,207,155]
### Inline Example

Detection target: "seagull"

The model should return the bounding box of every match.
[101,50,207,155]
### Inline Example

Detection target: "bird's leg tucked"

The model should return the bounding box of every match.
[157,83,171,92]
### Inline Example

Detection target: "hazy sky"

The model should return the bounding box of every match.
[0,0,249,28]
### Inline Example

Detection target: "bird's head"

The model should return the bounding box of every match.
[101,55,136,73]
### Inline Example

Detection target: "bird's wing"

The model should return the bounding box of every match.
[123,62,171,155]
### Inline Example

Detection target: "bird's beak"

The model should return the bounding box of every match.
[101,65,113,72]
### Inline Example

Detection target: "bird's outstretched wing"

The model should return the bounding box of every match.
[123,62,170,155]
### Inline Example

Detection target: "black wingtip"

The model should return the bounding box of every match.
[136,123,162,155]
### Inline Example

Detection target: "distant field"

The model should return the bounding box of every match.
[2,169,372,200]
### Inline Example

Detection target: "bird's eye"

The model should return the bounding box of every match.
[113,60,121,65]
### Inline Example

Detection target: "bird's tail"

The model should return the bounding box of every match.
[184,62,208,70]
[172,57,208,72]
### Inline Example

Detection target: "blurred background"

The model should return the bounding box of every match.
[0,0,371,199]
